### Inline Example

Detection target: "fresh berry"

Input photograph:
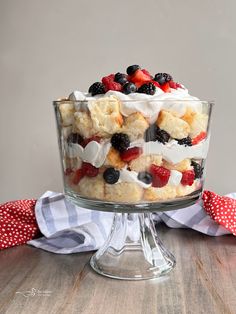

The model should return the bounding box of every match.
[126,65,141,76]
[181,170,195,186]
[102,74,115,83]
[122,82,137,94]
[156,127,170,144]
[128,69,151,85]
[103,167,120,184]
[120,147,143,162]
[82,162,99,177]
[65,168,73,176]
[154,73,173,85]
[150,165,171,188]
[138,82,156,95]
[67,133,83,145]
[88,82,106,96]
[142,69,153,79]
[102,74,122,92]
[191,161,204,179]
[177,137,192,146]
[137,171,153,184]
[114,73,128,85]
[111,133,130,152]
[169,80,178,89]
[82,136,101,147]
[151,80,161,88]
[192,131,207,145]
[144,124,159,142]
[72,169,85,184]
[160,82,171,93]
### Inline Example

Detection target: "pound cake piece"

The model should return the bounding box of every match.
[74,111,95,138]
[105,147,126,169]
[122,112,149,141]
[157,110,190,139]
[162,159,192,172]
[78,174,105,199]
[59,102,75,126]
[182,109,208,138]
[129,154,162,172]
[105,182,143,202]
[144,185,177,201]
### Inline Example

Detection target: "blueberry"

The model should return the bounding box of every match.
[114,73,128,85]
[138,172,153,184]
[122,82,137,94]
[154,73,173,85]
[126,65,140,76]
[103,168,120,184]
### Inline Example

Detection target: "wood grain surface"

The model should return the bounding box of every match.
[0,226,235,314]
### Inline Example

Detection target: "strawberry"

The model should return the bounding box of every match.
[160,82,171,93]
[82,162,99,177]
[181,170,195,186]
[169,80,177,89]
[128,69,151,85]
[151,80,161,88]
[120,147,143,162]
[82,136,101,147]
[150,165,171,188]
[141,69,152,79]
[102,74,122,92]
[192,131,207,145]
[72,169,85,184]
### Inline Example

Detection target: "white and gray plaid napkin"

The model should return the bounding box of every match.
[28,191,232,254]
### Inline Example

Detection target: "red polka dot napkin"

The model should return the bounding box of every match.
[203,191,236,236]
[0,199,40,250]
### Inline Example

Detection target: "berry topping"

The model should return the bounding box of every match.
[129,69,151,85]
[122,82,137,94]
[114,73,128,85]
[169,80,178,89]
[111,133,130,152]
[192,131,207,145]
[137,82,156,95]
[177,136,192,146]
[102,74,122,92]
[103,167,120,184]
[82,136,101,147]
[156,127,170,144]
[126,65,141,76]
[72,169,85,185]
[82,162,99,177]
[181,170,195,186]
[120,147,143,162]
[150,165,171,188]
[154,73,173,85]
[191,161,204,179]
[88,82,105,96]
[142,69,153,79]
[137,171,153,184]
[67,133,83,145]
[151,80,161,88]
[160,82,171,93]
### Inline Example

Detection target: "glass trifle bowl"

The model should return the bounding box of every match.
[54,96,213,280]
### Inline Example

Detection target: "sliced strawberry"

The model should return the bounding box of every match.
[141,69,153,79]
[82,136,101,147]
[150,164,171,188]
[151,80,161,88]
[160,82,171,93]
[128,69,151,84]
[181,170,195,186]
[192,131,207,145]
[120,147,143,162]
[82,162,99,177]
[72,169,85,184]
[176,82,184,89]
[169,80,178,89]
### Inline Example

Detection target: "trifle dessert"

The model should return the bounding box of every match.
[55,65,211,203]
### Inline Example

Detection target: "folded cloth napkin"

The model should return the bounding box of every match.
[1,191,234,252]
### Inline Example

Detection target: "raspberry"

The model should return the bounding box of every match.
[82,162,99,177]
[181,170,195,186]
[120,147,143,162]
[88,82,105,96]
[137,82,156,95]
[111,133,130,152]
[102,74,122,92]
[150,165,171,188]
[192,132,207,145]
[169,81,178,89]
[72,169,85,185]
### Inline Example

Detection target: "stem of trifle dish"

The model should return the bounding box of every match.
[90,211,176,280]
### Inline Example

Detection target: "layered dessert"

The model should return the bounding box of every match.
[56,65,210,203]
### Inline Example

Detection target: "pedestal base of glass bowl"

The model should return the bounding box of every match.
[66,188,201,280]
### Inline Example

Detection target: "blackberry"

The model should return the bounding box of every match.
[154,73,173,85]
[156,127,170,144]
[144,125,159,142]
[177,137,192,146]
[126,65,140,76]
[103,168,120,184]
[67,133,83,145]
[114,72,128,85]
[111,133,130,152]
[88,82,105,96]
[138,82,156,95]
[122,82,137,94]
[191,161,204,179]
[137,171,153,184]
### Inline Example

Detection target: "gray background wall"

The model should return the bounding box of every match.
[0,0,235,202]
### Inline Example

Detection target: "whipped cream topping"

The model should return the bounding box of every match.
[168,170,182,186]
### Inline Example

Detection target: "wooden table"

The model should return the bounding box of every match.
[0,226,235,314]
